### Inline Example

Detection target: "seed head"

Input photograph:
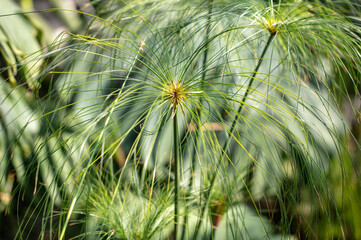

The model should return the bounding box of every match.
[162,80,201,118]
[162,80,187,117]
[262,17,283,35]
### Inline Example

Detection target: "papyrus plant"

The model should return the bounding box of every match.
[3,0,361,239]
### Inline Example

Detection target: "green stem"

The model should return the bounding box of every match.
[173,112,179,240]
[59,48,142,238]
[59,139,101,240]
[192,34,275,240]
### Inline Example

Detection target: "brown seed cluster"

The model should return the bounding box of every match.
[163,81,187,117]
[263,18,282,36]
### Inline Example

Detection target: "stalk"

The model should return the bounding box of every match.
[59,44,144,239]
[59,139,101,240]
[192,34,275,240]
[181,1,213,239]
[173,111,179,239]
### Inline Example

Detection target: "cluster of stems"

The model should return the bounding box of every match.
[170,22,276,238]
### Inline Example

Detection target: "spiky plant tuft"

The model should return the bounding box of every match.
[162,80,201,118]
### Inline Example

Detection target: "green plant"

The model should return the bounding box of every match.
[2,0,361,239]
